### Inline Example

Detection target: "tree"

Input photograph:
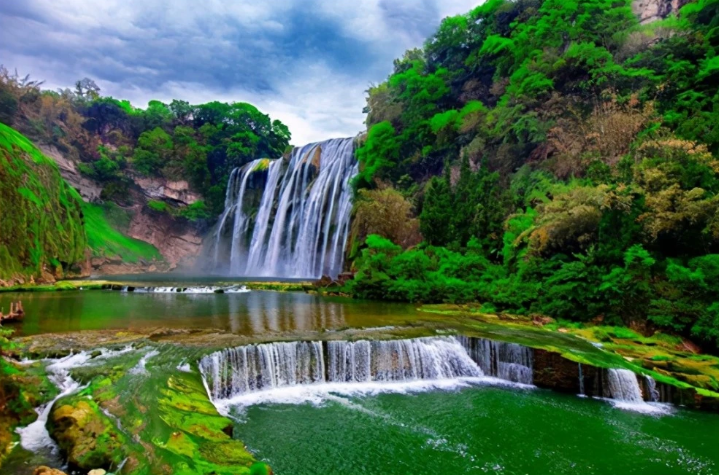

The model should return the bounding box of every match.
[74,78,100,101]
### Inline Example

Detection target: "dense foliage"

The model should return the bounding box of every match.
[0,72,291,215]
[349,0,719,350]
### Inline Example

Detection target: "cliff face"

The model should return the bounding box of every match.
[126,205,203,269]
[632,0,689,24]
[33,139,205,275]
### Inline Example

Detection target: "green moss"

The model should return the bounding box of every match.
[251,158,271,173]
[147,200,169,213]
[0,123,87,281]
[83,203,162,263]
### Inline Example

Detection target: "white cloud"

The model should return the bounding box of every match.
[0,0,484,145]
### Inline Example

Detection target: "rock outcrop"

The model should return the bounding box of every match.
[132,175,201,206]
[632,0,689,24]
[127,205,203,269]
[37,145,103,202]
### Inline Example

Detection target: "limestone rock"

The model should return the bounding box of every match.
[132,175,201,206]
[38,144,102,202]
[33,467,68,475]
[632,0,689,24]
[88,469,107,475]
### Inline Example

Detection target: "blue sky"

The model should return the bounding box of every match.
[0,0,479,144]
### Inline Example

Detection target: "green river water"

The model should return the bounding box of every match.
[3,288,718,475]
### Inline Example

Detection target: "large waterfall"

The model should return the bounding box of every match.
[199,336,532,403]
[211,138,358,279]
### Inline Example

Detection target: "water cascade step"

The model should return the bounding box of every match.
[200,337,487,400]
[456,336,534,384]
[606,368,644,402]
[211,138,358,279]
[199,336,534,401]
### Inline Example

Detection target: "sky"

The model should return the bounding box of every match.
[0,0,480,145]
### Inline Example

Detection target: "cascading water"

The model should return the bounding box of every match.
[606,369,644,403]
[200,341,325,400]
[457,336,534,384]
[199,337,485,401]
[644,375,660,402]
[211,138,358,279]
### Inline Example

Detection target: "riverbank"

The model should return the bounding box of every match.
[0,280,313,293]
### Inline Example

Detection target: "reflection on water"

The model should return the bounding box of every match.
[0,290,417,337]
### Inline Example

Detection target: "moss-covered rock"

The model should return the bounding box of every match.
[47,395,127,472]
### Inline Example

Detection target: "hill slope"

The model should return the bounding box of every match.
[0,123,87,283]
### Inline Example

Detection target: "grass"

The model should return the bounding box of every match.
[147,200,169,213]
[83,203,162,263]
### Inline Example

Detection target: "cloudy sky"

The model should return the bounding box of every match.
[0,0,480,145]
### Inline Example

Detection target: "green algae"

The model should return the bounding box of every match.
[49,345,258,475]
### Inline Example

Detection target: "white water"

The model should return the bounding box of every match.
[212,138,358,279]
[16,346,134,452]
[644,375,660,402]
[129,349,160,375]
[457,336,534,384]
[200,337,487,402]
[606,368,671,414]
[123,286,249,294]
[197,336,542,412]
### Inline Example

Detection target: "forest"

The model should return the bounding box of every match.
[0,71,291,217]
[347,0,719,350]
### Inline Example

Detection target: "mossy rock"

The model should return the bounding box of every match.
[48,396,127,471]
[198,440,255,466]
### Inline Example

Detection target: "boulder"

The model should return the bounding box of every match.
[48,397,127,472]
[34,467,68,475]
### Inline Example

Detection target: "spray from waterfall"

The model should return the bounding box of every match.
[212,138,358,279]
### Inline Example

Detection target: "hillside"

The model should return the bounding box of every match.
[0,123,87,283]
[348,0,719,350]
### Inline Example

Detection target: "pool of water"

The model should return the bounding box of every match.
[232,384,719,475]
[0,289,418,337]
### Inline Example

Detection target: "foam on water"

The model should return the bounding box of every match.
[124,286,249,294]
[130,349,160,375]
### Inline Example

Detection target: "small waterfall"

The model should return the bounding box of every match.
[457,336,534,384]
[211,138,358,279]
[327,338,482,383]
[644,375,660,402]
[200,341,326,400]
[200,337,484,401]
[606,369,643,403]
[578,363,585,396]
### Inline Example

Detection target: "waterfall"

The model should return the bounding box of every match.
[457,336,534,384]
[199,337,484,401]
[606,369,643,403]
[644,375,660,402]
[578,363,585,396]
[327,338,483,383]
[200,341,326,400]
[211,138,358,279]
